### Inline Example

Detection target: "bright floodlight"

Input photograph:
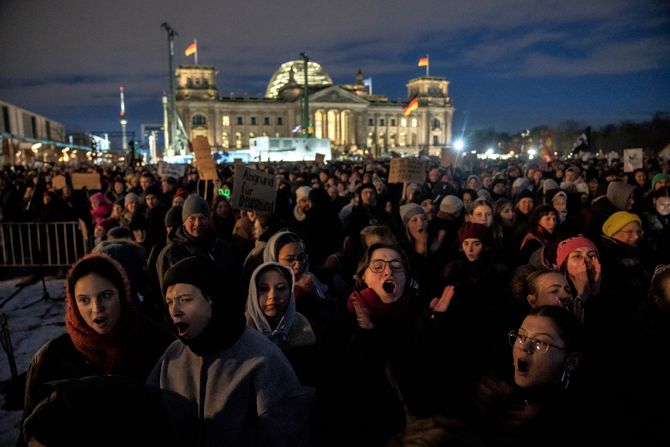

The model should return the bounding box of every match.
[31,143,42,150]
[453,139,465,151]
[528,148,537,158]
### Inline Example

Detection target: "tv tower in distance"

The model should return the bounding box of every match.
[120,86,128,150]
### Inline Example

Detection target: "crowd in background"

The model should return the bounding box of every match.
[2,151,670,446]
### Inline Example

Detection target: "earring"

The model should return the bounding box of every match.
[560,370,571,389]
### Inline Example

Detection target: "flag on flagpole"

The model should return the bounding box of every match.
[571,126,592,154]
[403,97,419,116]
[418,56,429,67]
[185,41,197,56]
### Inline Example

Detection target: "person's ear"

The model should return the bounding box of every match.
[527,293,538,307]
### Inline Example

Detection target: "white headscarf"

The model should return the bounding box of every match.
[245,261,296,347]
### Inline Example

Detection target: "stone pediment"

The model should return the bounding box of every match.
[310,86,369,105]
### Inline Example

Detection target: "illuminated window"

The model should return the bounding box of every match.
[235,132,243,149]
[222,116,230,126]
[222,131,230,149]
[248,131,256,145]
[192,115,207,127]
[401,118,407,127]
[411,118,417,128]
[399,132,406,146]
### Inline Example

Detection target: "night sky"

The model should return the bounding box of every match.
[1,0,668,140]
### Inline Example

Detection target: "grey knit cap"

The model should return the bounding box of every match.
[181,194,210,221]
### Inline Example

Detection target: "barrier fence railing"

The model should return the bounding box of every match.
[0,221,90,378]
[0,221,90,268]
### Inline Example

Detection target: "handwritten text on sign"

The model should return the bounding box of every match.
[388,158,426,184]
[231,166,276,213]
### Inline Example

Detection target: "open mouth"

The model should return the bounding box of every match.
[382,280,396,295]
[517,359,529,373]
[93,317,106,325]
[174,322,190,337]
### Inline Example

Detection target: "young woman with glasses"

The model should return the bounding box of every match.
[316,242,428,447]
[466,305,595,446]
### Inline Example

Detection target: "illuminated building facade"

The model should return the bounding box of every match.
[175,60,454,157]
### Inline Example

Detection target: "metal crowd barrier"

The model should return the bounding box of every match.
[0,221,90,268]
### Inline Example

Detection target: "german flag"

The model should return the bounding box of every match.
[403,97,419,116]
[185,41,197,56]
[418,56,429,67]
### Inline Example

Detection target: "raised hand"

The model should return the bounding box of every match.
[429,285,455,313]
[351,297,374,330]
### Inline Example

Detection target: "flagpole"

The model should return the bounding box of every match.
[426,54,429,76]
[194,38,198,65]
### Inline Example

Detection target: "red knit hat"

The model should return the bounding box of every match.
[458,222,491,245]
[555,236,598,268]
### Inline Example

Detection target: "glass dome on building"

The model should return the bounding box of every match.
[265,60,333,99]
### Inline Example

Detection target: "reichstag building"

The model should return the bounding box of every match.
[175,59,454,157]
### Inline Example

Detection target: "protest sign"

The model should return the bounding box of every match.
[623,148,643,173]
[191,136,218,180]
[388,158,426,184]
[231,165,276,213]
[71,172,101,190]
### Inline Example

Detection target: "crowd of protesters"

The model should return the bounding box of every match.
[2,151,670,446]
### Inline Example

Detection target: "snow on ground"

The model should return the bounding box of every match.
[0,275,66,447]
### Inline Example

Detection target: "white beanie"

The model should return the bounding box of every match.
[296,186,312,201]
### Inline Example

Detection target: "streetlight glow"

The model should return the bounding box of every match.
[453,139,465,151]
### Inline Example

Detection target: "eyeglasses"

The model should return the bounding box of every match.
[508,330,565,354]
[368,259,405,273]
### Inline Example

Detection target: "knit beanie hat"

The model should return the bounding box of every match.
[515,189,535,203]
[164,205,183,228]
[606,181,637,210]
[546,189,568,204]
[458,222,491,245]
[357,182,376,195]
[182,194,210,222]
[555,236,598,268]
[143,184,161,198]
[174,187,190,200]
[128,214,148,231]
[162,255,218,301]
[295,185,312,201]
[652,173,670,190]
[602,211,641,237]
[90,192,107,204]
[399,203,425,227]
[542,179,559,192]
[439,195,464,215]
[124,192,140,206]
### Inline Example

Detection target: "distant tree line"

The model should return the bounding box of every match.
[466,111,670,155]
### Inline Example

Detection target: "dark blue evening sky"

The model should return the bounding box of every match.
[1,0,668,140]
